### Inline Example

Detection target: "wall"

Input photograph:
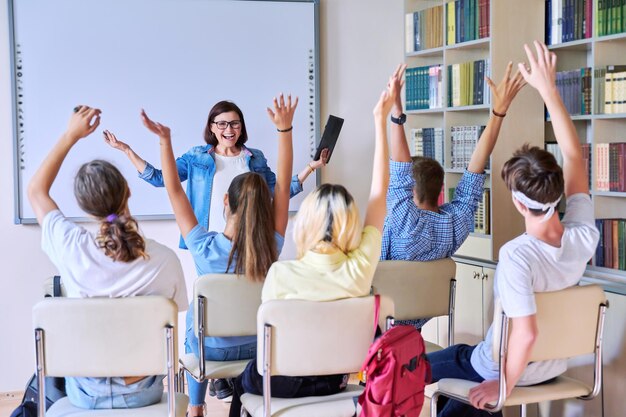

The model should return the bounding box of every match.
[0,0,403,391]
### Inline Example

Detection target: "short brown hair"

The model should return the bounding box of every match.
[411,157,444,206]
[501,144,564,214]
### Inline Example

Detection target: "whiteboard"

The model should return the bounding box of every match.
[9,0,319,223]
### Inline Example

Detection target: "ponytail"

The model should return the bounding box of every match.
[226,173,277,281]
[97,214,147,262]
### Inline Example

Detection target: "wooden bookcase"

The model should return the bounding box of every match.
[546,10,626,284]
[403,0,545,262]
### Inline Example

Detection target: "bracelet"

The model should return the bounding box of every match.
[277,126,293,132]
[492,109,506,118]
[307,163,315,172]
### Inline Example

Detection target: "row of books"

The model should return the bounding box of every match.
[405,5,444,53]
[595,142,626,192]
[546,0,593,45]
[447,59,490,108]
[448,187,491,234]
[554,68,592,115]
[445,0,490,46]
[597,0,626,37]
[594,218,626,270]
[405,65,443,111]
[545,142,592,187]
[450,125,487,170]
[409,127,444,166]
[602,65,626,114]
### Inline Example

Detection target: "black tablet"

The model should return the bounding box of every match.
[314,115,344,163]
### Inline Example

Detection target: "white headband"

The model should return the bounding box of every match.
[512,190,562,223]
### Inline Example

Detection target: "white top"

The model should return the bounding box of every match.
[208,152,250,232]
[41,210,188,311]
[471,193,599,385]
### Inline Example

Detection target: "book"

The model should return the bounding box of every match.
[314,115,344,163]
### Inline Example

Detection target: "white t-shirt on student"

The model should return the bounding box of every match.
[471,193,599,386]
[208,152,250,232]
[41,210,188,311]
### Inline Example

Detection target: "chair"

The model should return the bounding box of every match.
[178,274,264,391]
[372,259,456,353]
[240,296,395,417]
[430,284,608,417]
[32,296,188,417]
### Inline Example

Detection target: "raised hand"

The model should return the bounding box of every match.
[266,93,298,131]
[518,40,557,96]
[390,63,407,112]
[141,109,171,141]
[373,76,399,119]
[103,130,131,152]
[310,148,330,170]
[66,105,101,141]
[486,61,527,115]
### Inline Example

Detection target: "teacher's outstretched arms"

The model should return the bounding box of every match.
[28,105,101,224]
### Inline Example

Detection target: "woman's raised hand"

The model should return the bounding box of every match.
[266,93,299,131]
[103,130,131,152]
[66,105,101,142]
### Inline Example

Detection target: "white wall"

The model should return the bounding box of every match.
[0,0,403,391]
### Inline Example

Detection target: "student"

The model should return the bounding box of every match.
[143,94,296,417]
[228,70,398,417]
[104,100,327,245]
[27,106,188,410]
[427,41,600,417]
[381,63,527,329]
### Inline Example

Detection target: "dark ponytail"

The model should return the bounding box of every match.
[226,172,276,281]
[74,160,148,262]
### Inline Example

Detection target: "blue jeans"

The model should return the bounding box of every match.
[65,376,164,409]
[427,344,501,417]
[184,308,256,406]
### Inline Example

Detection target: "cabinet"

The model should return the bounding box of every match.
[403,0,545,263]
[545,6,626,284]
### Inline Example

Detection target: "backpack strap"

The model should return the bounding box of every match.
[53,276,61,297]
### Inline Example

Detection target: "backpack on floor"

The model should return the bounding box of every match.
[358,295,431,417]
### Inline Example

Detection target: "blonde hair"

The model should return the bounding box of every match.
[293,184,362,258]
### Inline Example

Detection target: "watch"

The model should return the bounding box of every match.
[390,113,406,125]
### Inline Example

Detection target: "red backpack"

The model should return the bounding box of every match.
[358,296,432,417]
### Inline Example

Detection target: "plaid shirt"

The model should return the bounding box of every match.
[381,161,486,262]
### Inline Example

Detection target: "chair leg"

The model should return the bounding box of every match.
[520,403,527,417]
[430,392,439,417]
[177,368,186,393]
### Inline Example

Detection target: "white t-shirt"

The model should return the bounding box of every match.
[470,193,599,385]
[208,152,250,232]
[41,210,188,311]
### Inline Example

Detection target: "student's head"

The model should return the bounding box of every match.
[411,157,444,207]
[501,144,564,218]
[225,172,277,282]
[203,100,249,150]
[293,184,361,258]
[74,160,147,262]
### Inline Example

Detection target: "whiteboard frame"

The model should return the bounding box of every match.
[9,0,320,224]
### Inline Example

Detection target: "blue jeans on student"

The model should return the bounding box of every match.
[184,308,256,406]
[427,344,501,417]
[65,376,164,409]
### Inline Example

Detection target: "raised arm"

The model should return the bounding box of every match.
[266,94,297,236]
[103,130,147,173]
[364,73,398,232]
[467,62,527,174]
[142,110,198,237]
[28,106,101,224]
[519,41,587,196]
[389,64,411,163]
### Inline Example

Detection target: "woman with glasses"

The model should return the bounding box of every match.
[104,100,327,247]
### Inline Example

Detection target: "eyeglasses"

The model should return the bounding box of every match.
[212,120,242,130]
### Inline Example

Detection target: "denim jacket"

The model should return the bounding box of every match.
[139,144,302,248]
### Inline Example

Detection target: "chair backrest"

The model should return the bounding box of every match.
[492,284,608,363]
[32,296,178,377]
[257,296,394,376]
[372,259,456,320]
[193,273,264,337]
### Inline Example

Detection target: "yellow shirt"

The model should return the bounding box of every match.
[262,226,382,302]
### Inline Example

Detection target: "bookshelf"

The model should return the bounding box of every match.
[403,0,545,262]
[545,4,626,283]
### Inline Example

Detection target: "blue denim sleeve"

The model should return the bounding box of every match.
[138,153,190,187]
